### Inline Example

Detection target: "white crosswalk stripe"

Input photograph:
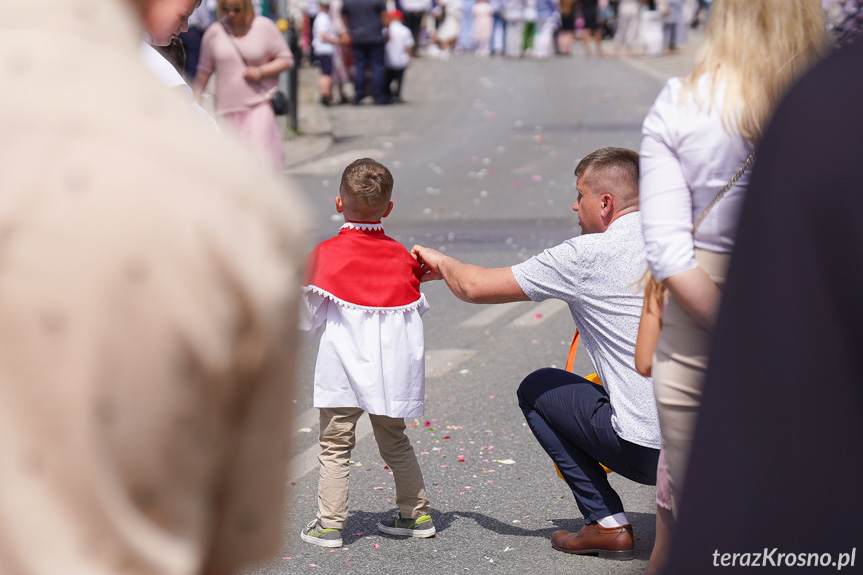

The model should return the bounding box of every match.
[425,349,477,378]
[507,299,569,327]
[458,301,529,327]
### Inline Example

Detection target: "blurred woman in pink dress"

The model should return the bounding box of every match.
[194,0,293,170]
[472,0,495,56]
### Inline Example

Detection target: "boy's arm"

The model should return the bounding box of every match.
[411,245,530,304]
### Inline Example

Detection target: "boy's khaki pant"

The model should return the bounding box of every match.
[317,407,430,530]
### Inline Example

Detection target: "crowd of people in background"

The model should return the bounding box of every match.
[170,0,863,118]
[302,0,710,66]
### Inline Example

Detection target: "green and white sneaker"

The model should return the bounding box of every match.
[300,519,343,548]
[377,514,436,538]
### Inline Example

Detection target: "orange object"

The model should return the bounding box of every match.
[562,328,612,475]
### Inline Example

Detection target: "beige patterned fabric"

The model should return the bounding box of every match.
[0,1,307,574]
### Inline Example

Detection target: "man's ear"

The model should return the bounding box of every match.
[381,201,394,219]
[601,194,614,217]
[335,197,344,213]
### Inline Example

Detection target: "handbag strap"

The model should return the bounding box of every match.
[221,22,252,67]
[220,22,268,90]
[690,150,756,236]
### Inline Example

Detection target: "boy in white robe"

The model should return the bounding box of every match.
[300,158,435,547]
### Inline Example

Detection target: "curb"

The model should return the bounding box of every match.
[282,65,335,169]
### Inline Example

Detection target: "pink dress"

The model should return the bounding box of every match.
[199,16,293,171]
[472,2,494,48]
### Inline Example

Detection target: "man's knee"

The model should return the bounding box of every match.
[516,367,559,407]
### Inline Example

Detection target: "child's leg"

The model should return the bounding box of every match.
[393,69,404,99]
[368,414,429,518]
[317,407,364,529]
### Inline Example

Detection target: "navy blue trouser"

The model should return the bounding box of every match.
[178,27,204,82]
[352,42,387,104]
[517,368,659,524]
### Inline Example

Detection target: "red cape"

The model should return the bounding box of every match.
[305,225,423,308]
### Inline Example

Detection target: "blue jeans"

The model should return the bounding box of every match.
[178,26,205,82]
[352,42,387,104]
[492,11,507,54]
[517,368,659,524]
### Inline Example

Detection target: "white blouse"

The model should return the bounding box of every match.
[639,75,755,281]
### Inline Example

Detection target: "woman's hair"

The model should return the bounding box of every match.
[641,268,667,312]
[218,0,255,26]
[685,0,829,142]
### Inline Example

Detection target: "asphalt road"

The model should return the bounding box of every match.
[250,45,697,575]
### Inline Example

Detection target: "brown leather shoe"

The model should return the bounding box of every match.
[551,523,634,560]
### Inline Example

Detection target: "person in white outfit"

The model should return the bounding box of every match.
[502,0,527,56]
[385,10,415,101]
[638,5,828,572]
[613,0,643,56]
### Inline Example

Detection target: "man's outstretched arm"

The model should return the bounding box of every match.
[411,245,531,304]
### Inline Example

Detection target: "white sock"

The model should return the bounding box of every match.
[597,512,629,528]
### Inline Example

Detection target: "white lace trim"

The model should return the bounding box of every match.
[341,222,384,231]
[303,285,427,314]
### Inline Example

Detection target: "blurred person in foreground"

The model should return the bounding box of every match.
[639,0,828,530]
[0,0,306,574]
[662,33,863,575]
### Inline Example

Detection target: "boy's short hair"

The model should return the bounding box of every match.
[339,158,394,210]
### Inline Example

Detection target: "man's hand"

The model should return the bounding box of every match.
[411,244,529,304]
[411,244,447,282]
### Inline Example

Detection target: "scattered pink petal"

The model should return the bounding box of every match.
[533,313,543,318]
[489,395,495,399]
[354,532,363,536]
[532,339,539,344]
[309,564,318,567]
[374,544,381,549]
[283,557,292,560]
[424,421,431,427]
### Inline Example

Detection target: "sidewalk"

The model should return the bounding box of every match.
[281,65,334,169]
[281,28,704,169]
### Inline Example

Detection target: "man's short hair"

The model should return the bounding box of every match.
[339,158,394,210]
[574,147,639,206]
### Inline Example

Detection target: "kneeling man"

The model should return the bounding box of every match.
[412,147,659,560]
